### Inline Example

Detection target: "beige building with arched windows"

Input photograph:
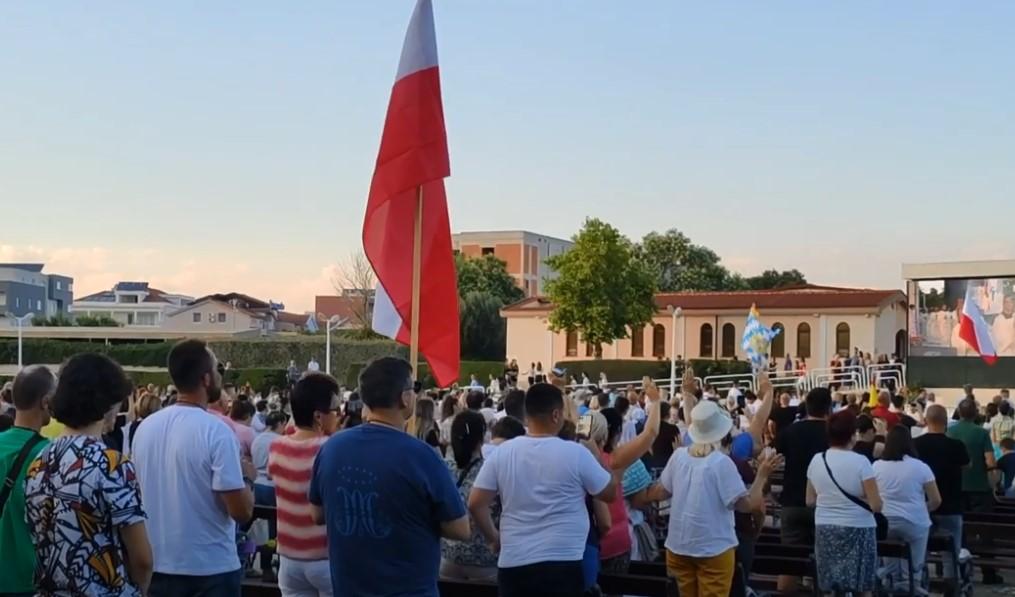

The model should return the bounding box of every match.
[502,284,907,370]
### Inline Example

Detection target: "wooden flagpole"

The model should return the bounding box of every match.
[409,185,424,380]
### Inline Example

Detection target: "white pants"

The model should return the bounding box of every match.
[279,556,333,597]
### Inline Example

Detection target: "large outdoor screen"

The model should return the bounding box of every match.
[911,277,1015,358]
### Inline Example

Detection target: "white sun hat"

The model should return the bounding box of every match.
[688,400,734,445]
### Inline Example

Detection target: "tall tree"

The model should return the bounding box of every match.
[545,218,657,353]
[744,269,807,290]
[459,291,507,361]
[634,229,740,292]
[455,254,525,306]
[331,251,376,330]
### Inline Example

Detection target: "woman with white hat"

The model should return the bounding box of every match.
[644,373,780,597]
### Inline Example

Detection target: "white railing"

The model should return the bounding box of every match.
[703,373,756,395]
[766,369,809,391]
[868,363,906,391]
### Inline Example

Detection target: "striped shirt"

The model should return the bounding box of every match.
[267,435,329,560]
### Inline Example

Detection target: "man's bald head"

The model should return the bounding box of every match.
[925,404,948,428]
[13,365,56,411]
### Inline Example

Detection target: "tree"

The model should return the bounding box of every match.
[31,313,75,327]
[74,314,120,327]
[923,287,946,310]
[634,229,741,292]
[455,254,525,305]
[744,269,807,290]
[545,218,657,353]
[459,291,507,361]
[331,251,376,333]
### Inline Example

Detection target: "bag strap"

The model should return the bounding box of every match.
[821,451,873,513]
[0,432,45,517]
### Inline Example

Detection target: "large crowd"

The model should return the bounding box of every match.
[0,341,1011,597]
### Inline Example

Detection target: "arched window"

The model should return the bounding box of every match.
[699,323,713,357]
[771,322,785,357]
[631,326,644,357]
[566,330,578,357]
[895,329,907,359]
[835,323,850,356]
[652,324,666,357]
[721,323,736,358]
[796,323,811,359]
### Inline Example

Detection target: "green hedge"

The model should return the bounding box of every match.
[0,368,287,398]
[345,360,505,390]
[0,338,406,379]
[552,359,752,383]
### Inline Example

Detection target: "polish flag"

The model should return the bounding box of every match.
[959,283,998,365]
[362,0,460,387]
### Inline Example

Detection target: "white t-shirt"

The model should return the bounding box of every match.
[807,449,876,528]
[132,404,246,575]
[251,430,279,487]
[619,419,638,446]
[659,449,746,558]
[473,436,610,568]
[873,456,935,528]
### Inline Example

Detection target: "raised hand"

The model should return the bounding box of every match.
[681,363,696,396]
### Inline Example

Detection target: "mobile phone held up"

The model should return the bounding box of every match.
[576,414,593,439]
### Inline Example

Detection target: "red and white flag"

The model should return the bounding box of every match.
[362,0,460,386]
[959,283,998,365]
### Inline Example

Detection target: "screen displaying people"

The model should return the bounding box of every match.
[913,278,1015,357]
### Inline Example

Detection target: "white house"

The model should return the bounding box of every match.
[71,282,192,327]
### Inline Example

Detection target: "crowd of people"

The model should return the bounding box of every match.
[0,342,1012,597]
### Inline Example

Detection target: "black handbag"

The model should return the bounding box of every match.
[821,451,889,540]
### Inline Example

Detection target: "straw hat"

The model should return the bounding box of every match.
[688,400,733,445]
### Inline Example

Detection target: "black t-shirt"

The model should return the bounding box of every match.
[998,452,1015,491]
[769,407,798,438]
[853,440,875,462]
[899,413,918,428]
[914,433,970,515]
[649,422,679,470]
[775,419,828,507]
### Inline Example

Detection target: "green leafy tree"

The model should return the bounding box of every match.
[31,313,75,327]
[455,254,525,305]
[923,287,946,310]
[634,229,741,292]
[545,218,657,353]
[744,269,807,290]
[459,291,507,361]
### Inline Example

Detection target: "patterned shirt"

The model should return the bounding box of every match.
[24,435,146,597]
[268,435,329,560]
[440,457,498,568]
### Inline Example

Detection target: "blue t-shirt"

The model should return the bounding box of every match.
[309,424,466,596]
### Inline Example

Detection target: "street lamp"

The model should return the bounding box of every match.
[317,314,347,375]
[667,305,682,394]
[5,312,35,370]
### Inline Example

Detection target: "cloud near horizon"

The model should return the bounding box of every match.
[0,244,337,313]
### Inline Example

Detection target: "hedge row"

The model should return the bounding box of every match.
[344,360,506,390]
[0,338,406,381]
[1,368,288,398]
[553,359,752,383]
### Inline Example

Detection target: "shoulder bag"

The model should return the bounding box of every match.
[821,451,888,540]
[0,432,45,517]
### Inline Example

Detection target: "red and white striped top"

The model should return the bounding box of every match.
[267,435,329,560]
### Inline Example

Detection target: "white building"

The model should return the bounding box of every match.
[71,282,192,327]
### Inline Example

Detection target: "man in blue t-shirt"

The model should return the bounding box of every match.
[309,357,469,596]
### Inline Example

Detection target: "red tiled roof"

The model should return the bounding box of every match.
[502,285,905,314]
[276,311,310,325]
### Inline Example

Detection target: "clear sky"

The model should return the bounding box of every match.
[2,1,1013,312]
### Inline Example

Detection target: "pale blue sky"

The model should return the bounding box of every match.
[1,1,1013,310]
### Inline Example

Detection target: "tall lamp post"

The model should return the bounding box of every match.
[317,314,347,375]
[6,312,36,370]
[667,306,682,394]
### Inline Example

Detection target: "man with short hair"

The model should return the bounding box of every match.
[133,339,255,597]
[497,389,525,421]
[774,387,831,592]
[470,383,619,597]
[0,366,54,597]
[465,390,486,411]
[309,357,469,596]
[948,398,1002,583]
[914,404,969,582]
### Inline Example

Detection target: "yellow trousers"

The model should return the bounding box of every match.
[665,548,735,597]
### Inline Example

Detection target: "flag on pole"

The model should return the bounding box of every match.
[741,304,780,372]
[959,283,998,365]
[305,314,319,334]
[362,0,460,387]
